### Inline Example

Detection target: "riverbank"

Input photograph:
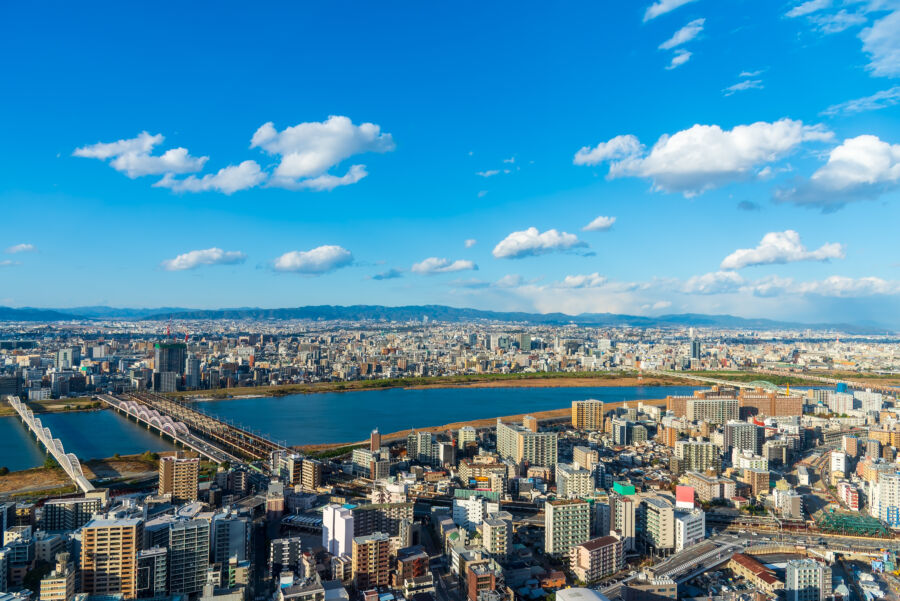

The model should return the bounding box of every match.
[0,451,164,497]
[173,372,690,401]
[0,397,100,417]
[298,396,669,455]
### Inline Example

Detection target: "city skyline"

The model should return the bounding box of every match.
[2,2,900,324]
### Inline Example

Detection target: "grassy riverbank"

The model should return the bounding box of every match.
[171,371,691,400]
[0,396,100,417]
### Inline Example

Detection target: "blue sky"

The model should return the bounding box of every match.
[2,1,900,324]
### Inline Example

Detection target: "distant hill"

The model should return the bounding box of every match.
[0,304,890,333]
[0,307,80,321]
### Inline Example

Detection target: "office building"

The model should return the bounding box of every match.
[136,547,168,599]
[572,400,604,431]
[467,564,497,601]
[211,512,249,566]
[570,536,624,584]
[352,532,391,589]
[42,497,101,532]
[674,508,705,552]
[545,499,591,559]
[322,504,354,557]
[154,342,186,375]
[80,517,143,598]
[158,453,199,504]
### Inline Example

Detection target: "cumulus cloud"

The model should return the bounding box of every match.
[583,216,617,231]
[720,230,845,270]
[252,115,394,189]
[155,161,266,195]
[860,9,900,77]
[575,118,833,196]
[492,227,587,259]
[274,245,353,274]
[371,268,403,280]
[723,79,764,96]
[659,18,705,49]
[411,257,478,275]
[786,0,831,18]
[776,134,900,209]
[495,274,523,288]
[161,248,246,271]
[74,131,208,178]
[574,136,643,166]
[666,49,692,69]
[465,239,478,248]
[811,10,867,33]
[822,86,900,115]
[683,271,745,294]
[5,243,35,254]
[644,0,698,22]
[560,273,607,288]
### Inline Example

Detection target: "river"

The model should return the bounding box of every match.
[1,385,697,471]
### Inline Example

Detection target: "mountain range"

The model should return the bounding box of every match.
[0,304,892,333]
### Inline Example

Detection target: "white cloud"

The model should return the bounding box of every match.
[274,245,354,274]
[155,161,266,195]
[860,9,900,77]
[575,118,833,196]
[495,274,523,288]
[659,18,705,49]
[492,227,587,259]
[583,216,617,231]
[720,230,845,270]
[0,260,19,267]
[651,300,672,310]
[5,243,35,254]
[560,273,607,288]
[74,131,208,178]
[476,170,500,177]
[252,115,394,189]
[503,157,516,164]
[793,275,900,297]
[411,257,478,275]
[786,0,831,18]
[574,135,643,166]
[644,0,698,22]
[811,9,867,33]
[723,79,764,96]
[739,69,764,77]
[281,164,368,191]
[666,49,692,69]
[822,86,900,115]
[465,239,477,248]
[477,190,488,198]
[161,248,246,271]
[683,271,745,294]
[371,268,403,280]
[777,135,900,209]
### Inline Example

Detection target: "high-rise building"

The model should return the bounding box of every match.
[572,446,599,473]
[685,398,738,424]
[556,463,594,499]
[545,499,591,559]
[168,519,209,596]
[570,536,624,584]
[158,453,199,504]
[572,400,604,431]
[269,537,303,579]
[785,559,831,601]
[370,428,381,452]
[496,419,557,468]
[323,504,354,557]
[154,342,186,375]
[724,421,763,455]
[301,459,323,490]
[211,512,249,566]
[40,553,75,601]
[184,355,201,389]
[611,419,630,446]
[352,532,391,589]
[674,508,705,552]
[610,488,637,552]
[691,340,701,360]
[452,495,499,531]
[136,547,168,599]
[481,512,512,559]
[674,441,722,473]
[458,426,477,447]
[642,496,674,552]
[81,517,143,599]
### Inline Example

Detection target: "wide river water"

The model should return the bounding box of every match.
[1,385,697,471]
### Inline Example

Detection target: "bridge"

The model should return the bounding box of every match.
[752,368,900,395]
[99,392,289,462]
[6,395,94,493]
[96,394,241,464]
[647,369,789,394]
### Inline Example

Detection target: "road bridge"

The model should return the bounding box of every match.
[6,395,94,492]
[96,394,241,464]
[647,369,789,394]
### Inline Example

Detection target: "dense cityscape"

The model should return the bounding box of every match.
[2,318,900,601]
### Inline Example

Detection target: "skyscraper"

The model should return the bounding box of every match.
[572,400,604,431]
[154,342,186,374]
[158,453,199,504]
[370,428,381,452]
[168,519,209,596]
[545,499,591,559]
[322,504,354,557]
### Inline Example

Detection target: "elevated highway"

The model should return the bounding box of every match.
[7,395,94,492]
